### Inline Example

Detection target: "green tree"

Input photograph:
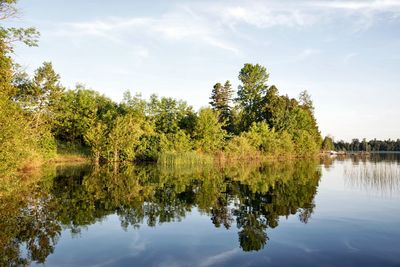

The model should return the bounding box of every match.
[1,0,39,97]
[263,85,293,131]
[226,135,259,159]
[0,0,51,174]
[293,130,319,157]
[193,108,227,152]
[53,86,117,144]
[0,36,14,97]
[107,114,153,162]
[14,62,64,128]
[147,95,193,134]
[135,134,161,161]
[0,96,33,173]
[0,0,39,53]
[299,90,314,113]
[209,80,233,127]
[244,122,280,155]
[322,136,334,151]
[236,63,269,130]
[160,130,192,153]
[120,91,146,118]
[84,122,107,164]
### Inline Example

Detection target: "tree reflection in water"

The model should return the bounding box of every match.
[0,159,322,265]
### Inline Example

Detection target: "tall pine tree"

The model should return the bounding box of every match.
[209,80,233,127]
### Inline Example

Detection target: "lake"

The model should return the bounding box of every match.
[1,154,400,266]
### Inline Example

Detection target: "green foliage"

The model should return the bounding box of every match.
[236,63,269,130]
[299,90,314,113]
[293,130,320,157]
[278,131,295,156]
[193,108,227,152]
[14,62,64,128]
[56,140,90,156]
[147,94,193,134]
[0,97,29,173]
[0,94,56,175]
[210,80,234,130]
[84,122,107,163]
[0,0,324,170]
[244,122,281,155]
[3,27,40,47]
[322,136,334,151]
[0,0,39,49]
[226,122,297,158]
[2,58,323,170]
[1,1,323,170]
[158,151,213,166]
[135,134,161,161]
[160,130,192,153]
[0,36,14,97]
[120,91,146,118]
[335,138,400,152]
[35,126,57,158]
[263,85,292,131]
[107,114,153,162]
[53,86,117,144]
[225,135,260,159]
[0,13,56,174]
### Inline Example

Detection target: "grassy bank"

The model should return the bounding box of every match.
[52,141,91,163]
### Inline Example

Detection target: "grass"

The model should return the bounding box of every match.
[157,151,214,166]
[53,140,91,163]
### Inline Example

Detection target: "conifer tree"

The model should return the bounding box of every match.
[209,80,233,129]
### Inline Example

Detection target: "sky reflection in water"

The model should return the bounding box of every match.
[1,154,400,267]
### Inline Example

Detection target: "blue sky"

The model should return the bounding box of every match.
[7,0,400,141]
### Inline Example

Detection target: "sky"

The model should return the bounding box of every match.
[5,0,400,141]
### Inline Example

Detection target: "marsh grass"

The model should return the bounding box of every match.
[157,151,213,166]
[344,162,400,196]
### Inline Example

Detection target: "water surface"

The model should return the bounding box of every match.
[1,154,400,266]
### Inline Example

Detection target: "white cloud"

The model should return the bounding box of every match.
[215,0,400,31]
[52,0,400,58]
[318,0,400,12]
[199,248,240,267]
[62,6,240,55]
[218,4,318,29]
[344,52,359,64]
[295,49,321,61]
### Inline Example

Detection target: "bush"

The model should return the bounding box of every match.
[135,134,161,161]
[159,130,192,153]
[225,135,260,159]
[293,130,319,157]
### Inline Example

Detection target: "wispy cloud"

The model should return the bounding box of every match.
[198,248,240,267]
[49,0,400,59]
[217,3,319,29]
[62,6,240,55]
[317,0,400,12]
[295,49,321,62]
[344,52,359,64]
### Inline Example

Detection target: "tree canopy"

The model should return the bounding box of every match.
[0,0,324,174]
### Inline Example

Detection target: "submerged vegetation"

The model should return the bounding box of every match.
[1,0,322,176]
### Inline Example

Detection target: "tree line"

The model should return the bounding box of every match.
[0,0,323,174]
[334,138,400,152]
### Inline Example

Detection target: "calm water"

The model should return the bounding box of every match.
[1,154,400,266]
